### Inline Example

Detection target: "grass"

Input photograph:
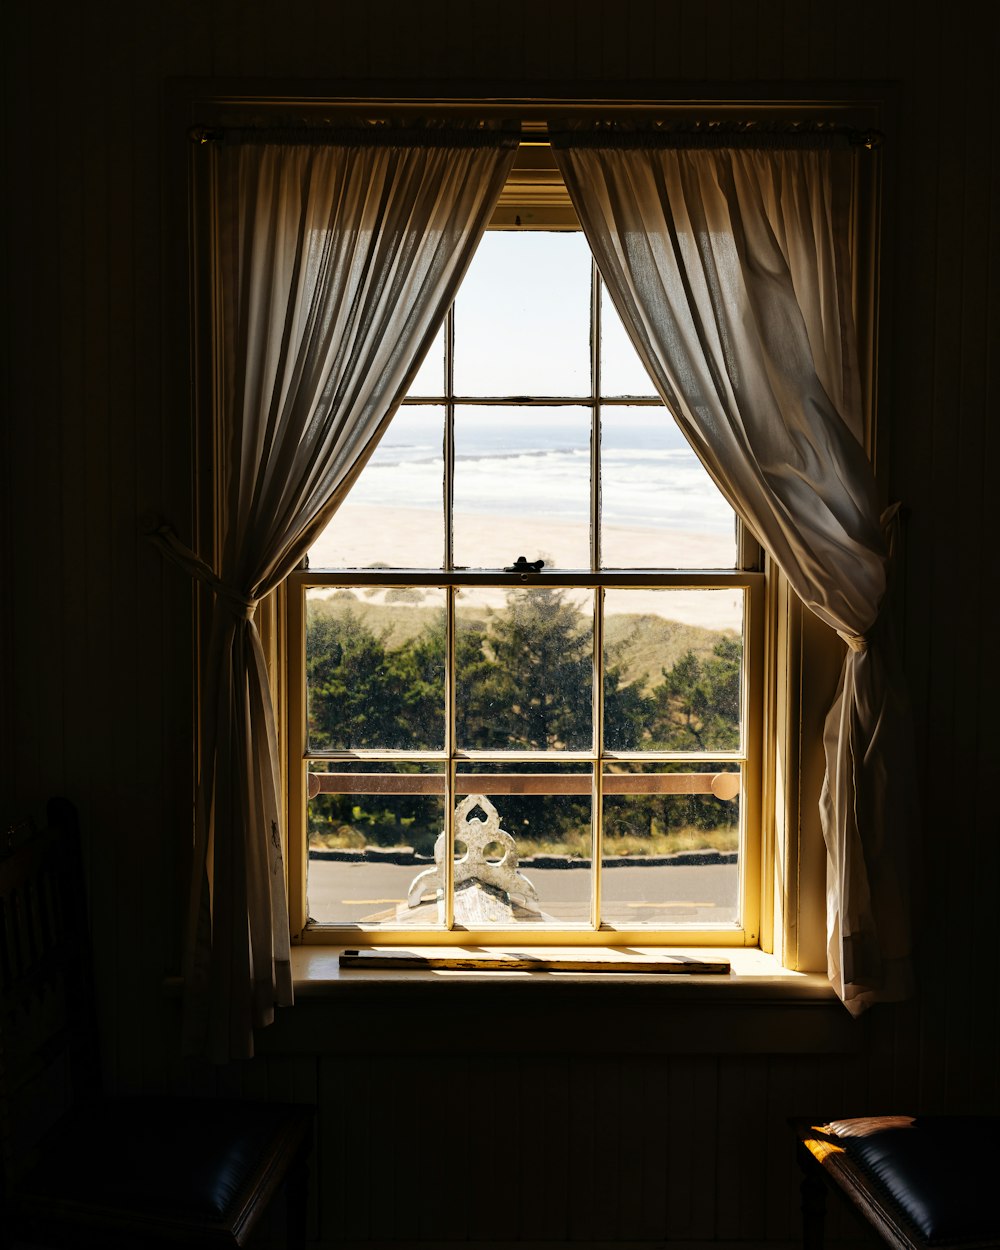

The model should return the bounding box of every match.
[602,613,738,690]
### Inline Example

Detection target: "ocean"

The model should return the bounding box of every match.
[340,405,736,537]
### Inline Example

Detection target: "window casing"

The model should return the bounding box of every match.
[183,97,882,968]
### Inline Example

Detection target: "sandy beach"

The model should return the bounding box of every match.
[308,505,742,630]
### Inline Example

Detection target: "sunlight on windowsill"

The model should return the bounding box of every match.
[291,944,834,999]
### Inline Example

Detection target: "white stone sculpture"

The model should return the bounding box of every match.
[406,794,538,909]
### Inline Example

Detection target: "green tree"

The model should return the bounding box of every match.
[306,606,401,750]
[462,587,593,750]
[632,637,742,839]
[700,636,742,750]
[603,627,652,752]
[649,637,741,752]
[384,612,447,748]
[306,604,449,850]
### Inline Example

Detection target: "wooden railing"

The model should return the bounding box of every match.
[307,771,740,801]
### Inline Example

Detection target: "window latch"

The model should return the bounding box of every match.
[503,555,545,575]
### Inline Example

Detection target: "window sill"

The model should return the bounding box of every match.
[244,945,863,1056]
[291,943,829,999]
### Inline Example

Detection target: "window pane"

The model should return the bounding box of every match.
[453,232,592,396]
[407,323,445,397]
[454,406,591,570]
[451,764,593,927]
[601,762,740,927]
[600,286,657,397]
[601,406,737,569]
[602,588,743,753]
[455,587,594,751]
[306,588,446,751]
[307,761,445,929]
[307,407,444,570]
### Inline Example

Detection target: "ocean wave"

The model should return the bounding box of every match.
[342,438,733,534]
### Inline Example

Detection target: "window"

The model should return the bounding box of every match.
[183,98,887,993]
[286,165,764,946]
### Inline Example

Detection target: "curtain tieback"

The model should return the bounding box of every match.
[144,519,259,619]
[834,505,904,656]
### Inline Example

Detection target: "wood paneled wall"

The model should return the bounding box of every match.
[3,2,999,1245]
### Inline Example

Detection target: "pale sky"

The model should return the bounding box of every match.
[408,230,661,399]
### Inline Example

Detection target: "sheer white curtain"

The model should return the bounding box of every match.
[152,132,516,1059]
[553,139,914,1013]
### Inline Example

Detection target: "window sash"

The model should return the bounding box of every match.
[288,572,763,944]
[310,256,758,578]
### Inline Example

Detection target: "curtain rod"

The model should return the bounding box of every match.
[189,124,521,147]
[190,123,882,151]
[548,125,882,151]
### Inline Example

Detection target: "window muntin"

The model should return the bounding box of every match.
[292,224,761,944]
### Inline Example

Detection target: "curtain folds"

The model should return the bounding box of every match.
[159,134,516,1060]
[552,142,914,1014]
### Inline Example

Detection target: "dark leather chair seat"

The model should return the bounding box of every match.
[834,1116,1000,1244]
[793,1115,1000,1250]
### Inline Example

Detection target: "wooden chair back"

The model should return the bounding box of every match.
[0,798,101,1196]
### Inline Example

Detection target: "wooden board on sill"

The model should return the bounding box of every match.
[338,949,731,975]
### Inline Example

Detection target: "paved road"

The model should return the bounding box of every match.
[307,858,739,927]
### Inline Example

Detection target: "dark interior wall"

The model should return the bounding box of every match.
[3,2,998,1246]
